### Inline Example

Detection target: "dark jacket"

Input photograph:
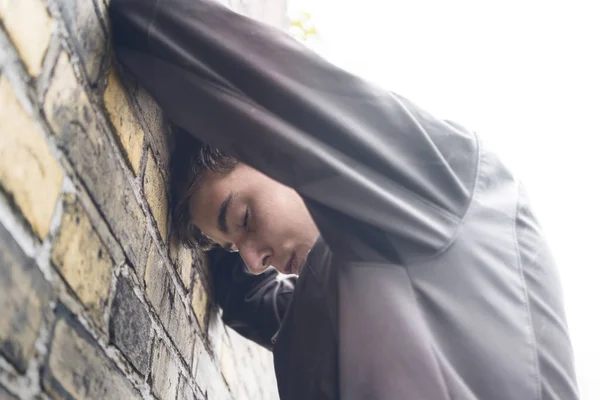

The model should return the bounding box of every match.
[110,1,579,399]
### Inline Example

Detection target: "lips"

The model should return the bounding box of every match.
[284,252,296,274]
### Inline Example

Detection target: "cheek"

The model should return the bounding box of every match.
[254,187,312,236]
[252,192,289,233]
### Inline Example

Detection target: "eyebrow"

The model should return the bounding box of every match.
[217,192,234,235]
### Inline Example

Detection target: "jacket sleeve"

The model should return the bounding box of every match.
[208,248,296,350]
[110,0,478,264]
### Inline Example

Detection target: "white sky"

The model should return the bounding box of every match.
[289,1,600,398]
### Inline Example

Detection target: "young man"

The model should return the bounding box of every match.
[110,0,579,399]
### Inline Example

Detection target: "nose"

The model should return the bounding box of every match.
[238,240,272,275]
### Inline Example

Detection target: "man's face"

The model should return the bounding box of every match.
[190,163,319,275]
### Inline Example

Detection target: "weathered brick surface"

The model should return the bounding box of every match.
[177,375,196,400]
[0,76,64,239]
[228,328,278,399]
[109,277,152,375]
[149,339,179,400]
[134,86,171,172]
[51,194,113,328]
[145,245,194,362]
[144,151,168,242]
[103,68,144,175]
[54,0,107,84]
[43,307,141,400]
[44,52,146,267]
[191,273,209,332]
[170,236,194,291]
[0,222,52,373]
[0,0,53,77]
[1,0,286,398]
[219,333,240,397]
[0,383,18,400]
[192,337,232,400]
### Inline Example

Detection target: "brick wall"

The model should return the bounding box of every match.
[0,0,287,399]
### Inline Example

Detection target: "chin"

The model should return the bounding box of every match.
[284,238,317,275]
[290,264,301,276]
[291,252,308,275]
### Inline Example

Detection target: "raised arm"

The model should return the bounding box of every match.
[110,0,478,264]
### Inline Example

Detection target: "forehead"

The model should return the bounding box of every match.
[189,170,237,244]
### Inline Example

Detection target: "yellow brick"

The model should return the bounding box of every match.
[144,244,195,360]
[149,339,178,400]
[0,76,64,239]
[169,236,193,290]
[144,244,163,307]
[0,222,52,373]
[0,265,42,371]
[0,0,53,77]
[181,252,193,289]
[191,273,207,331]
[103,69,144,174]
[51,194,113,327]
[44,53,148,267]
[144,152,167,241]
[43,53,89,136]
[45,316,140,399]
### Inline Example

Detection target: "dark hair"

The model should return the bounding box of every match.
[170,126,238,250]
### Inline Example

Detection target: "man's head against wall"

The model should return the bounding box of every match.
[170,127,319,276]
